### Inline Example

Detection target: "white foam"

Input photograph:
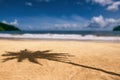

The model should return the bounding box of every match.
[0,33,120,41]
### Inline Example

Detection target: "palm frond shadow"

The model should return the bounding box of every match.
[2,49,73,65]
[1,49,120,77]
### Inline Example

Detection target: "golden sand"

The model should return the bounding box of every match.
[0,39,120,80]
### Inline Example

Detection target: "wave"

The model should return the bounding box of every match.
[0,33,120,41]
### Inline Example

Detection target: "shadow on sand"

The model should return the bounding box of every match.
[1,49,120,77]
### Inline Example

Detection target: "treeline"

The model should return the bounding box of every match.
[0,22,20,31]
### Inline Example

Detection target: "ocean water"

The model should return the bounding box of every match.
[0,31,120,41]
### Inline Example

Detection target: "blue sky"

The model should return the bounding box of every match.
[0,0,120,31]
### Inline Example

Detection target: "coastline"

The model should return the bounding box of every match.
[0,37,120,43]
[0,32,120,42]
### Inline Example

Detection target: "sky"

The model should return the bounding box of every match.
[0,0,120,31]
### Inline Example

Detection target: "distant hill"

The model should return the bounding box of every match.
[113,25,120,31]
[0,22,20,31]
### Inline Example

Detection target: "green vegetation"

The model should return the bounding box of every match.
[0,22,20,31]
[113,25,120,31]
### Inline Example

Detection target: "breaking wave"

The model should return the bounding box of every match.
[0,33,120,41]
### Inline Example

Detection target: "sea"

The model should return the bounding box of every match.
[0,31,120,41]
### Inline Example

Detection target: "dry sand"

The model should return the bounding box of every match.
[0,39,120,80]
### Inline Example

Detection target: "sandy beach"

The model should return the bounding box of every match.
[0,39,120,80]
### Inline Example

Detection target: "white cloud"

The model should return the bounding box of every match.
[92,15,106,27]
[92,0,113,6]
[17,15,88,30]
[87,15,120,28]
[90,0,120,11]
[2,20,8,24]
[10,19,18,25]
[25,2,33,6]
[107,1,120,11]
[2,19,18,26]
[54,23,79,28]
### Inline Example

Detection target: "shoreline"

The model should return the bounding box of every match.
[0,32,120,42]
[0,37,120,43]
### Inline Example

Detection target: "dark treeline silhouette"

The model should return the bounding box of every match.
[113,25,120,31]
[1,49,120,77]
[0,22,20,31]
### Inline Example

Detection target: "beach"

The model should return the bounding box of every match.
[0,39,120,80]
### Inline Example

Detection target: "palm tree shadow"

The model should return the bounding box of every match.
[1,49,120,77]
[2,49,73,65]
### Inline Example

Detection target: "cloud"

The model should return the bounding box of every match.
[90,0,120,11]
[16,15,89,30]
[2,15,119,31]
[12,15,120,31]
[25,2,33,6]
[2,19,18,26]
[92,0,113,6]
[87,15,120,29]
[91,15,106,27]
[2,20,8,24]
[54,23,80,28]
[107,1,120,11]
[10,19,18,25]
